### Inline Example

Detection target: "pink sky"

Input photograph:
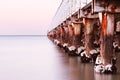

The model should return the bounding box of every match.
[0,0,61,35]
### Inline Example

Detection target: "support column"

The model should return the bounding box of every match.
[72,22,83,47]
[60,26,65,44]
[115,20,120,52]
[94,13,117,74]
[99,13,114,65]
[63,26,69,53]
[80,18,97,63]
[68,25,74,46]
[67,24,77,56]
[64,26,69,43]
[83,18,95,57]
[56,27,61,41]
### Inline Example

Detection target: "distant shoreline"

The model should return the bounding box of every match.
[0,35,47,37]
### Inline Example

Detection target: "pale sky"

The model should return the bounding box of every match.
[0,0,62,35]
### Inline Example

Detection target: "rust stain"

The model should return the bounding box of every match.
[84,18,93,34]
[84,18,89,34]
[61,27,65,36]
[102,13,107,35]
[69,25,73,37]
[73,23,80,36]
[110,5,116,12]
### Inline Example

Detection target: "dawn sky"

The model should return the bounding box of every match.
[0,0,61,35]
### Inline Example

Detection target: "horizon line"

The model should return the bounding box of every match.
[0,35,47,36]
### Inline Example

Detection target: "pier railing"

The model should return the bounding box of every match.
[49,0,92,31]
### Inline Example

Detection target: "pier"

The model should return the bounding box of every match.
[48,0,120,74]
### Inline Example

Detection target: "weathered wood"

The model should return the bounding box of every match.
[60,26,65,43]
[80,2,98,19]
[68,25,74,45]
[93,0,120,13]
[63,26,69,43]
[99,13,114,65]
[72,22,83,47]
[83,18,96,56]
[56,27,60,40]
[115,14,120,47]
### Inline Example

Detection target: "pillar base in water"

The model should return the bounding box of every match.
[80,51,92,63]
[94,56,117,74]
[57,43,63,48]
[67,46,78,56]
[94,64,117,74]
[80,49,100,63]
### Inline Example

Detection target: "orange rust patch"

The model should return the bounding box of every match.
[61,27,65,36]
[102,13,107,35]
[73,23,80,36]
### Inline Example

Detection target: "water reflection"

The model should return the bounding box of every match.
[94,73,112,80]
[0,36,120,80]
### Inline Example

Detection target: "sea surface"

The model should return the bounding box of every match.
[0,35,120,80]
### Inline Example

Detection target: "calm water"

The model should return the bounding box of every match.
[0,36,120,80]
